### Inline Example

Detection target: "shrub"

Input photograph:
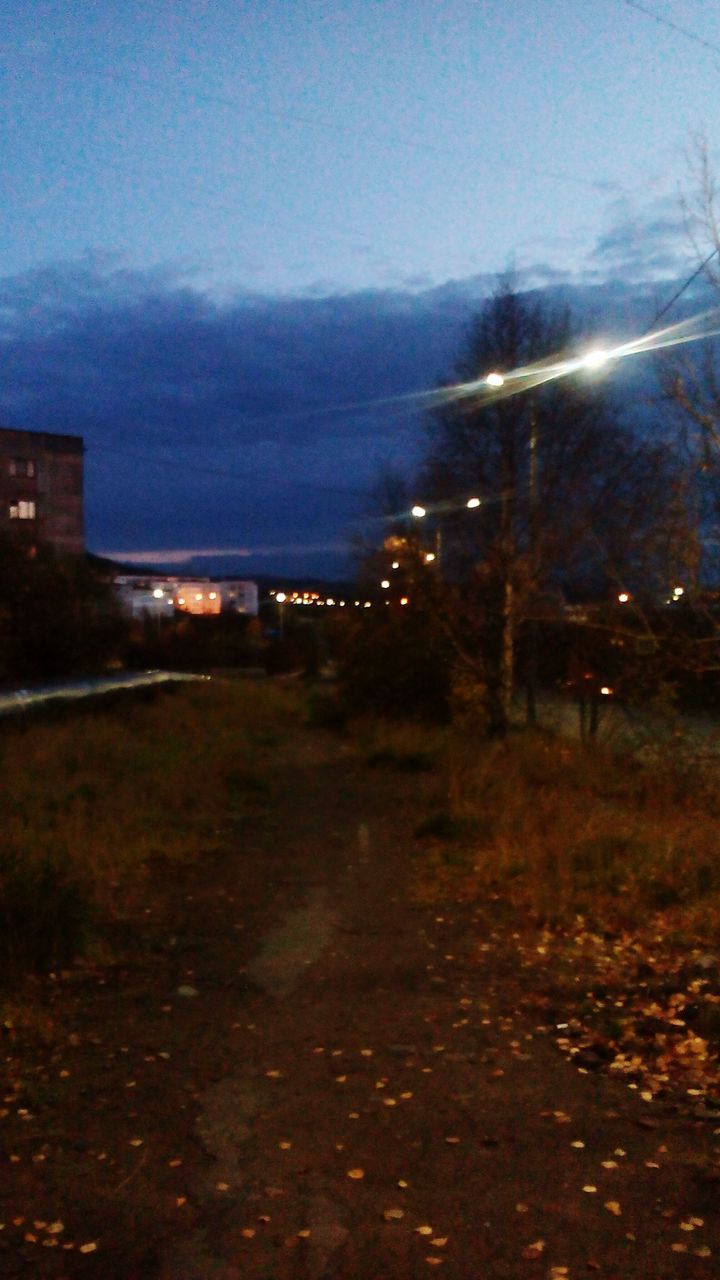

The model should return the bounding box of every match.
[337,606,452,722]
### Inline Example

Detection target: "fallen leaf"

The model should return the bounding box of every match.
[582,1185,597,1194]
[241,1228,256,1238]
[383,1208,404,1221]
[79,1242,98,1254]
[431,1236,448,1246]
[297,1228,311,1238]
[605,1201,621,1216]
[415,1225,433,1235]
[347,1168,364,1180]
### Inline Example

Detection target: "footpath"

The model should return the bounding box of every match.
[1,726,718,1279]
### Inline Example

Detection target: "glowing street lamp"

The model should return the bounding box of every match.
[380,579,390,589]
[579,348,610,370]
[411,504,426,518]
[618,592,630,604]
[485,371,505,388]
[466,497,481,509]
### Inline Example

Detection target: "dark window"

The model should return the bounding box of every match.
[9,458,36,478]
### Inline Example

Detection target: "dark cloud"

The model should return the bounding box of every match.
[0,254,706,576]
[586,201,691,283]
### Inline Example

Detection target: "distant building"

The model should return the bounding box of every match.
[114,575,259,618]
[0,426,84,555]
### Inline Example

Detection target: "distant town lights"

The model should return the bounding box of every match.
[618,592,630,603]
[381,579,390,589]
[411,504,426,518]
[424,552,435,563]
[485,371,505,387]
[275,592,287,603]
[152,588,164,598]
[466,497,481,508]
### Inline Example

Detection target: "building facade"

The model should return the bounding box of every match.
[114,575,259,618]
[0,426,84,555]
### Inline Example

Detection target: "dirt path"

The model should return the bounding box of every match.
[1,724,718,1278]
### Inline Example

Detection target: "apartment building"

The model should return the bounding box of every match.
[0,426,84,555]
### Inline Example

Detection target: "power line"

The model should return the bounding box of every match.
[42,60,620,198]
[648,246,720,329]
[622,0,720,61]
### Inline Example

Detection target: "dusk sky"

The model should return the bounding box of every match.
[3,1,720,576]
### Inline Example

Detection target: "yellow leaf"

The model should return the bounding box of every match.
[425,1258,443,1266]
[431,1236,448,1247]
[582,1185,597,1193]
[605,1201,621,1216]
[347,1168,364,1179]
[416,1225,433,1235]
[297,1228,311,1238]
[383,1208,404,1221]
[79,1242,98,1254]
[241,1228,256,1238]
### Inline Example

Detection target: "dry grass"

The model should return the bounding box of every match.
[399,720,720,943]
[0,680,300,975]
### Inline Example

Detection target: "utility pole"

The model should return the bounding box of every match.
[525,404,539,725]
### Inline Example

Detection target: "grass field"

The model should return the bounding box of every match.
[2,679,720,976]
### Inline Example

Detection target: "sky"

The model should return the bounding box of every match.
[2,1,720,576]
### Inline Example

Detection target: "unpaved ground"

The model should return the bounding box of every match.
[1,719,718,1279]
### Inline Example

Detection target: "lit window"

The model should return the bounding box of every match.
[9,499,36,519]
[9,458,36,478]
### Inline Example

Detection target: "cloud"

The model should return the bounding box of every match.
[0,250,707,575]
[585,198,692,283]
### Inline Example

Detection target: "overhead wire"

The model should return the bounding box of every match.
[621,0,720,61]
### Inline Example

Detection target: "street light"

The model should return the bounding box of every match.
[411,504,426,518]
[579,348,610,370]
[485,371,505,387]
[466,497,481,508]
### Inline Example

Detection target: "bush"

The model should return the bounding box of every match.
[337,606,452,722]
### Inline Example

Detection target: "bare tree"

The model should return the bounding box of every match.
[420,280,683,735]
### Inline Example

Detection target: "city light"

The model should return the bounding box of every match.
[392,561,400,569]
[411,505,426,518]
[381,579,390,589]
[485,371,505,387]
[276,591,287,603]
[618,592,630,603]
[152,588,164,599]
[672,585,685,598]
[466,497,481,508]
[600,686,613,696]
[424,552,435,563]
[208,591,217,600]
